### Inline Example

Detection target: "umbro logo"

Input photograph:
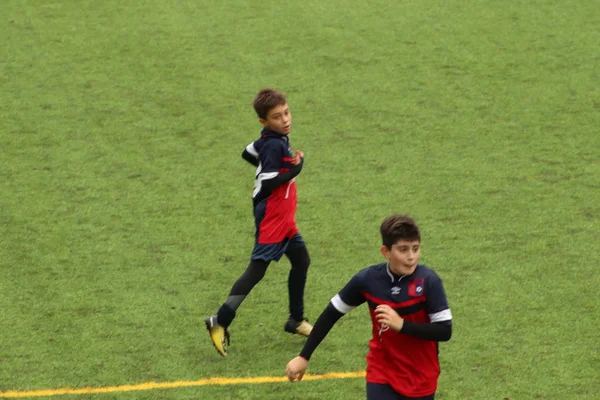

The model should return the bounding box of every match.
[390,286,401,295]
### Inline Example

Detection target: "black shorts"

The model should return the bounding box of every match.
[366,383,434,400]
[251,233,305,262]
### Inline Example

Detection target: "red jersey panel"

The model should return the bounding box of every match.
[258,180,298,243]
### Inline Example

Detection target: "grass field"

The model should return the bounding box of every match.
[1,0,599,399]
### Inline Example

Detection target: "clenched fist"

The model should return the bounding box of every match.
[285,356,309,382]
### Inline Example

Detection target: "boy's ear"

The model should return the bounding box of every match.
[258,118,267,127]
[380,245,390,259]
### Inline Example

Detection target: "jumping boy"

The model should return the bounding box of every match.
[285,215,453,400]
[205,88,313,357]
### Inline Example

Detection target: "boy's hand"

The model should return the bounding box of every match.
[292,150,304,166]
[286,356,308,382]
[375,304,404,332]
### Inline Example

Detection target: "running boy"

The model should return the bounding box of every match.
[286,215,453,400]
[205,88,312,357]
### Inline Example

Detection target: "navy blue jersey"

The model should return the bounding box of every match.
[244,129,298,244]
[331,263,452,397]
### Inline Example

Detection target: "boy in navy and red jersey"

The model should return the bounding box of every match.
[286,215,453,400]
[205,88,313,357]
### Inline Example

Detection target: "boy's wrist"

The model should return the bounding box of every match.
[397,319,405,332]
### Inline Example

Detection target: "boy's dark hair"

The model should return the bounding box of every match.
[380,215,421,249]
[253,88,287,119]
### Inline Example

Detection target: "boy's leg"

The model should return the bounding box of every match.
[283,235,311,335]
[285,244,310,322]
[216,259,270,327]
[206,258,269,357]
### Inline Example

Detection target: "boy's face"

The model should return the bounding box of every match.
[380,240,421,276]
[259,103,292,135]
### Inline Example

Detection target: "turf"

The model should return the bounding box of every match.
[1,0,599,399]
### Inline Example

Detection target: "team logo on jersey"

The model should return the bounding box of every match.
[390,286,401,296]
[408,278,425,297]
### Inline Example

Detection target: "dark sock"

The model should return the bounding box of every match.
[217,304,236,328]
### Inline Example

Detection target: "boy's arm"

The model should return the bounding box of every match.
[299,303,344,361]
[260,157,303,191]
[241,149,259,166]
[299,276,367,360]
[257,141,303,192]
[287,273,367,382]
[375,305,452,341]
[241,143,259,167]
[401,272,452,341]
[400,320,452,341]
[286,304,343,382]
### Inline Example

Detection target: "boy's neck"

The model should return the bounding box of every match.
[262,128,288,137]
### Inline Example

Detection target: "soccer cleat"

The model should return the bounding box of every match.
[205,315,230,357]
[284,318,313,337]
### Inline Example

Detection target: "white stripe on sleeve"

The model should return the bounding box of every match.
[429,309,452,323]
[252,171,279,197]
[246,143,259,158]
[331,294,356,314]
[258,171,278,181]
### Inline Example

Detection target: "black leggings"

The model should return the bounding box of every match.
[217,245,311,326]
[285,245,311,322]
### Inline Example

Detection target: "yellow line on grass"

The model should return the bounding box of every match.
[0,371,366,398]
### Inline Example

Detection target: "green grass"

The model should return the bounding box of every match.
[1,0,599,399]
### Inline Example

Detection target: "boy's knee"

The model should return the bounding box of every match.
[291,251,310,271]
[302,253,311,269]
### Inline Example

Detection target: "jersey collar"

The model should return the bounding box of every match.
[386,262,418,283]
[261,128,289,141]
